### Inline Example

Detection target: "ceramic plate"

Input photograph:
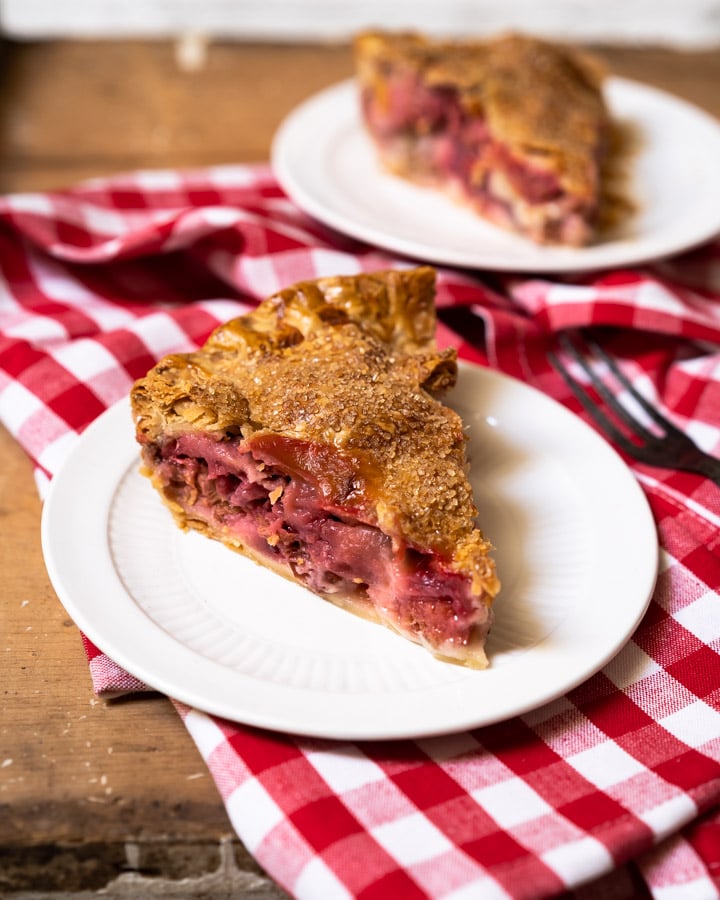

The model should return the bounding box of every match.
[41,364,658,740]
[272,77,720,272]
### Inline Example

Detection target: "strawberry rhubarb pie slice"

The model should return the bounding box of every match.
[131,267,499,667]
[355,31,610,246]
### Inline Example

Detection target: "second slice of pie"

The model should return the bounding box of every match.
[131,267,499,667]
[354,31,610,246]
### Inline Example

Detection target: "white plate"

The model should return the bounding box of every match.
[272,78,720,273]
[41,364,658,740]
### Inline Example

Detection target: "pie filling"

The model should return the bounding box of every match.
[360,71,598,246]
[143,431,492,665]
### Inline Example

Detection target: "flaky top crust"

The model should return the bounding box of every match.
[131,268,498,595]
[354,30,609,197]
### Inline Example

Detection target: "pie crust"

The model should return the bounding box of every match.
[354,31,610,246]
[131,267,499,667]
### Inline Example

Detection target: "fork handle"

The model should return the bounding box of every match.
[684,453,720,487]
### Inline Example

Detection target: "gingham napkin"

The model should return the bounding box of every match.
[1,164,719,900]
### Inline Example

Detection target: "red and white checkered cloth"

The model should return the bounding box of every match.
[1,164,719,899]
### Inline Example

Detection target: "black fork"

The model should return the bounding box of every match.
[548,332,720,487]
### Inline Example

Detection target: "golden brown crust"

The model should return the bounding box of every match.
[354,30,608,199]
[131,267,498,599]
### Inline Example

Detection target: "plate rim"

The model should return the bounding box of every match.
[271,75,720,273]
[41,363,659,740]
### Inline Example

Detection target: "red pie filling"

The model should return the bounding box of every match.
[361,72,597,245]
[142,431,492,661]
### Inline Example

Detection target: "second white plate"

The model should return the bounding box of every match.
[272,78,720,272]
[41,364,658,740]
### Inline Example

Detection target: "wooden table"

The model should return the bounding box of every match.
[2,38,719,895]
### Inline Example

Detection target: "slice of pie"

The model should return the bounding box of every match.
[131,267,499,667]
[354,30,610,246]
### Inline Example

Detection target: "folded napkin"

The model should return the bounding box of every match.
[1,164,719,899]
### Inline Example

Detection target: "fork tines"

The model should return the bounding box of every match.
[547,331,720,485]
